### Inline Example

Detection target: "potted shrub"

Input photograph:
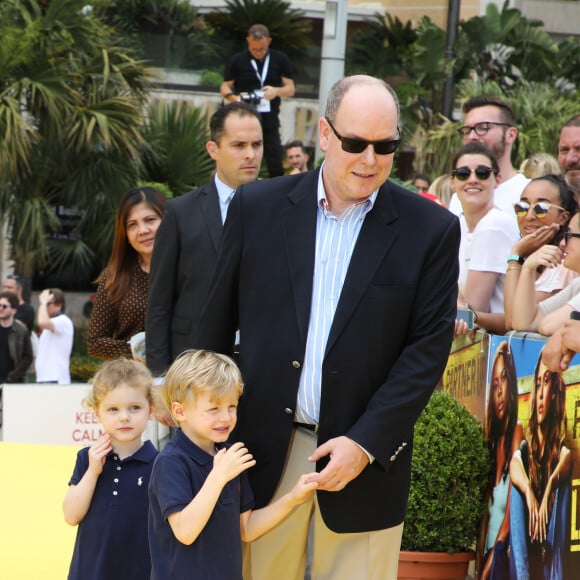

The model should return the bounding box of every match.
[398,390,489,579]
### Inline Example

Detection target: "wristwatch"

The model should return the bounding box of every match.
[507,254,525,265]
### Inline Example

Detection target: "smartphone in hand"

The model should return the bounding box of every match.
[456,308,475,330]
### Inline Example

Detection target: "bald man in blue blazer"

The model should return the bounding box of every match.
[195,76,460,580]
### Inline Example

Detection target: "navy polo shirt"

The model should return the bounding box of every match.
[148,429,254,580]
[67,440,158,580]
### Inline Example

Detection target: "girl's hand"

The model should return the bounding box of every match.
[512,224,559,258]
[87,434,112,476]
[536,488,551,543]
[522,245,563,274]
[524,484,541,541]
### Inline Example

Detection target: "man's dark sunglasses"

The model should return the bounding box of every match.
[325,117,400,155]
[452,165,496,181]
[457,121,513,137]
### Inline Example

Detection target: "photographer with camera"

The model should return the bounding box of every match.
[221,24,295,178]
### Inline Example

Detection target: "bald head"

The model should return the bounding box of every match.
[325,75,400,127]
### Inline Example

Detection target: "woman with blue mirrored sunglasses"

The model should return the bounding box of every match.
[506,175,579,335]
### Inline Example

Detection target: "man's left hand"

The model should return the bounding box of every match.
[307,436,369,492]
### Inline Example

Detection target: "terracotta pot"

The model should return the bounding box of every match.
[398,550,475,579]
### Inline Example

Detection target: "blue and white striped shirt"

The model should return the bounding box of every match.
[295,168,378,424]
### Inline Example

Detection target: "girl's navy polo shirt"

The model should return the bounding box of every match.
[67,440,158,580]
[148,429,254,580]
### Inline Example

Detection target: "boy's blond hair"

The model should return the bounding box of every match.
[161,349,243,412]
[84,358,154,410]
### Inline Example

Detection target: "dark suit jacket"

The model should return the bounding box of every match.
[195,169,460,533]
[147,182,223,376]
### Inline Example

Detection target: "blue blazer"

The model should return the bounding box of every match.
[195,169,460,533]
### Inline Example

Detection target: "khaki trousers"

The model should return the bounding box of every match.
[243,427,404,580]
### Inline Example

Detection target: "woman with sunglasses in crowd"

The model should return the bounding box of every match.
[504,174,576,330]
[87,186,166,360]
[510,183,580,335]
[454,142,520,334]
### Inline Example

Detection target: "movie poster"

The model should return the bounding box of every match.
[479,333,580,579]
[441,331,489,422]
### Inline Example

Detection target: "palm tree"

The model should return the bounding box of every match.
[95,0,219,70]
[414,79,578,178]
[0,0,151,285]
[140,99,215,197]
[346,13,417,80]
[206,0,311,65]
[459,1,559,89]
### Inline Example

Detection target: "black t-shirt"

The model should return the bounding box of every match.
[224,48,293,127]
[0,325,14,381]
[15,302,35,334]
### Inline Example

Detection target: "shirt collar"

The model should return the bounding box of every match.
[317,162,378,217]
[172,428,227,466]
[214,174,236,205]
[107,440,157,464]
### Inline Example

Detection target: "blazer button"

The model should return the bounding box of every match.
[292,361,301,369]
[284,408,293,415]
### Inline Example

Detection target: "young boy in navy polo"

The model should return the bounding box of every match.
[148,349,317,579]
[63,359,158,580]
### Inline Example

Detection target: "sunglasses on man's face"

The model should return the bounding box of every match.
[452,165,496,181]
[563,231,580,245]
[325,117,400,155]
[513,201,565,219]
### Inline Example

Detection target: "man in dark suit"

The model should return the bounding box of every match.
[195,76,460,579]
[146,102,263,376]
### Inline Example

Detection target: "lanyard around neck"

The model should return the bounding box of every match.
[250,53,270,87]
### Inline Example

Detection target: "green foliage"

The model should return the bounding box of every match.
[200,69,224,87]
[411,17,447,95]
[556,36,580,86]
[459,1,558,87]
[347,14,417,79]
[0,0,151,280]
[96,0,220,70]
[207,0,311,65]
[402,391,489,552]
[415,79,579,177]
[71,355,102,382]
[140,99,214,195]
[95,0,200,35]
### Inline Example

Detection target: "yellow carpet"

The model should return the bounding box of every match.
[0,442,79,579]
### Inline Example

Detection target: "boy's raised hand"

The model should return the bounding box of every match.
[87,434,112,476]
[211,441,256,484]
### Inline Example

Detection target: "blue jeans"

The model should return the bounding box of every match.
[509,482,570,579]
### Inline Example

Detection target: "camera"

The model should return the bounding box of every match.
[239,89,264,106]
